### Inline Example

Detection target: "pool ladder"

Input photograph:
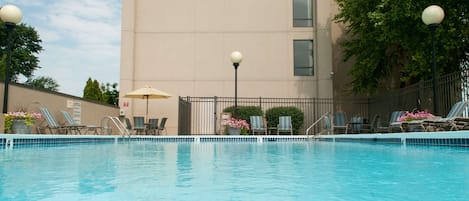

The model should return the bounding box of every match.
[305,112,329,136]
[100,116,131,137]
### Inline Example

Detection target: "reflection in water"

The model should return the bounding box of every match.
[176,144,193,188]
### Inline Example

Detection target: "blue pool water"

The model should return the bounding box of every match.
[1,141,468,201]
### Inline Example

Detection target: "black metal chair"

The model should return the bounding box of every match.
[157,117,168,135]
[147,118,159,135]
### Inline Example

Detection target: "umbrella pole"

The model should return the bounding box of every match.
[145,96,149,121]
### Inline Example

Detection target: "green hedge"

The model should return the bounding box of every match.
[265,106,304,134]
[223,106,263,124]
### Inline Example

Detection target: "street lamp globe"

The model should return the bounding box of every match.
[230,51,243,65]
[230,51,242,117]
[421,5,444,115]
[1,4,22,113]
[0,5,23,25]
[421,5,444,26]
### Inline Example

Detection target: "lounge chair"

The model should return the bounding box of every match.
[157,117,168,135]
[60,111,88,134]
[424,101,469,131]
[37,108,67,134]
[133,116,146,134]
[250,116,267,135]
[277,116,293,135]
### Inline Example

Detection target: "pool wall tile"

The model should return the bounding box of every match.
[1,133,469,149]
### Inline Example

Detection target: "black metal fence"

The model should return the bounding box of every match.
[178,71,468,135]
[177,96,372,135]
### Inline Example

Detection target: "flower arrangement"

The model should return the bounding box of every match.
[223,117,250,130]
[4,111,42,133]
[397,110,434,122]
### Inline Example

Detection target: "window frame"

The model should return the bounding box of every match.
[293,40,314,76]
[293,0,313,27]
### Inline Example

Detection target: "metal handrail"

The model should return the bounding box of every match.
[305,112,329,136]
[100,116,131,137]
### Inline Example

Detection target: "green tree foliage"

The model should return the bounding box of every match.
[0,23,43,81]
[83,77,103,101]
[101,82,119,106]
[92,80,102,101]
[83,77,119,105]
[83,78,93,98]
[25,76,59,91]
[334,0,469,94]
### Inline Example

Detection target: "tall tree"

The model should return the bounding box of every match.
[101,82,119,106]
[25,76,59,91]
[92,80,103,101]
[0,23,43,81]
[83,78,118,104]
[334,0,469,94]
[83,77,103,101]
[83,78,94,99]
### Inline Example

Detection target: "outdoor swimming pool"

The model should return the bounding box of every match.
[1,137,468,201]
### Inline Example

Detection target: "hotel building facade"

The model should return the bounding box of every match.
[119,0,348,134]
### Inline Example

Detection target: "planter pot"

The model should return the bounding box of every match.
[228,127,241,135]
[11,120,33,134]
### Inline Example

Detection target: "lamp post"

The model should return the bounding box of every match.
[0,5,23,114]
[230,51,243,117]
[422,5,444,115]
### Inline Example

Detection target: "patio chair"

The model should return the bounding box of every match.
[359,114,379,133]
[332,112,348,134]
[60,111,87,134]
[277,116,293,135]
[157,117,168,135]
[125,117,132,130]
[133,116,146,134]
[424,101,469,131]
[250,116,267,135]
[379,111,405,133]
[147,118,159,135]
[320,115,333,134]
[346,116,363,134]
[37,108,67,134]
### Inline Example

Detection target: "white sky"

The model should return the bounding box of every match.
[4,0,121,97]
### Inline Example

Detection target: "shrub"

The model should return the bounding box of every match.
[265,106,304,134]
[223,106,263,125]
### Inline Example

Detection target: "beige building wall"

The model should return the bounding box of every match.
[120,0,337,134]
[0,83,120,134]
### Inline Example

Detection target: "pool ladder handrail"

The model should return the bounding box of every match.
[100,116,131,137]
[305,112,329,136]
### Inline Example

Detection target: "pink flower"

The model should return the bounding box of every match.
[5,111,42,120]
[397,111,434,122]
[222,118,250,130]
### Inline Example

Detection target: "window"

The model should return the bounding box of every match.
[293,0,313,27]
[294,40,313,76]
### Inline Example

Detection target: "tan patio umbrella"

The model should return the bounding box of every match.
[124,85,172,119]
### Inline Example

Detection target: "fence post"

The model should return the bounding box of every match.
[259,97,262,110]
[214,96,218,134]
[418,80,424,111]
